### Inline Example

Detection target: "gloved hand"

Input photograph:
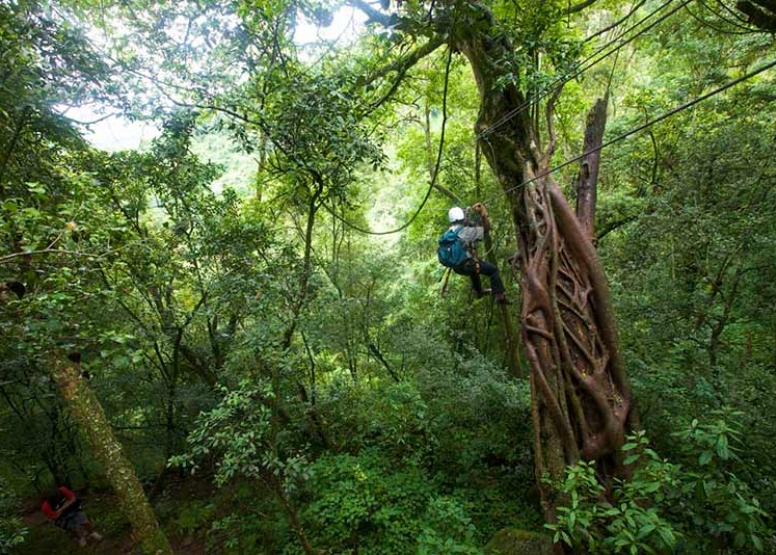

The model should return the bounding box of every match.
[471,202,488,217]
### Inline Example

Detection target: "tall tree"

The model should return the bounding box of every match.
[351,0,637,518]
[51,358,173,555]
[0,4,174,552]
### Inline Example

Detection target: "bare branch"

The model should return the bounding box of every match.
[348,0,393,26]
[0,249,100,265]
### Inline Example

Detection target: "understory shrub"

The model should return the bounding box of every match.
[301,450,483,554]
[0,482,27,554]
[547,413,772,554]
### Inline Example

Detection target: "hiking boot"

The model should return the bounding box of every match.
[494,292,510,304]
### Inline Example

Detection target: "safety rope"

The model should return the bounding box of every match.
[330,5,775,237]
[321,24,455,235]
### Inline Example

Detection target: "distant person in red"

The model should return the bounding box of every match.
[41,486,103,547]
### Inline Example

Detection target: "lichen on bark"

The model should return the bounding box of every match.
[51,358,174,555]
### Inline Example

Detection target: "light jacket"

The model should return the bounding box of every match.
[449,224,484,259]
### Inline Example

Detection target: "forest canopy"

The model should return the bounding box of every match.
[2,0,776,553]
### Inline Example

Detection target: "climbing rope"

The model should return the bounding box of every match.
[330,3,775,237]
[322,37,454,235]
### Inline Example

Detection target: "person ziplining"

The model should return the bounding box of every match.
[437,203,508,304]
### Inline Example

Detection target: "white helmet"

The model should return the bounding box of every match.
[448,206,465,223]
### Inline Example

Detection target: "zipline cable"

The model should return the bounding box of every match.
[328,0,688,236]
[695,0,759,33]
[330,0,690,236]
[683,0,757,34]
[339,57,776,235]
[478,0,691,140]
[478,0,680,138]
[493,57,776,199]
[328,1,772,237]
[335,8,775,236]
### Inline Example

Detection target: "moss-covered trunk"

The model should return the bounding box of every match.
[51,357,173,555]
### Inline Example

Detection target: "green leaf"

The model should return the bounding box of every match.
[639,523,656,538]
[657,526,675,546]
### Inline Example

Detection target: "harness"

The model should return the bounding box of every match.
[440,235,481,297]
[439,212,486,296]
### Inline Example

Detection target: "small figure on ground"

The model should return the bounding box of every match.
[42,486,103,547]
[438,204,508,303]
[0,280,25,303]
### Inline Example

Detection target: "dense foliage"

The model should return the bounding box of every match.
[2,0,776,553]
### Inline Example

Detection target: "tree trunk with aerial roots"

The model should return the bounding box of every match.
[453,5,639,521]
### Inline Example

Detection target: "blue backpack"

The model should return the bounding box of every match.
[437,227,468,268]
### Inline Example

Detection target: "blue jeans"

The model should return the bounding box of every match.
[55,509,87,532]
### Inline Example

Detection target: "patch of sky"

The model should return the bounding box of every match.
[58,4,366,187]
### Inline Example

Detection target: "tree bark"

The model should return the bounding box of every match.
[51,357,173,555]
[575,96,608,242]
[455,6,637,520]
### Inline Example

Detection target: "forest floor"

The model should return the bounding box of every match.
[17,477,213,554]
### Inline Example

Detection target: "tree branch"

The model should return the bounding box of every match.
[569,0,600,14]
[360,35,446,86]
[595,215,637,243]
[367,342,400,382]
[349,0,393,26]
[0,249,100,265]
[584,0,648,43]
[736,0,776,30]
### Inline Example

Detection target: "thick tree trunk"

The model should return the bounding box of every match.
[51,358,173,555]
[456,13,637,521]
